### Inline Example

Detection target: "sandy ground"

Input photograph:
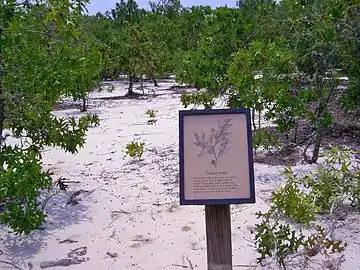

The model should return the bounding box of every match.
[1,80,359,270]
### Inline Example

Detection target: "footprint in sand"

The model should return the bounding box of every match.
[181,225,192,232]
[167,204,179,213]
[129,234,153,248]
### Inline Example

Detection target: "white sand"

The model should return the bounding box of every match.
[1,80,359,270]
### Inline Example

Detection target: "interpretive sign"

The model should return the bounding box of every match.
[179,108,255,205]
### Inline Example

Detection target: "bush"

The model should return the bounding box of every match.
[272,167,318,225]
[125,141,145,160]
[253,129,281,154]
[146,109,157,125]
[253,146,358,268]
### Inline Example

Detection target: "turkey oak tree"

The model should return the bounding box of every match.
[0,0,100,234]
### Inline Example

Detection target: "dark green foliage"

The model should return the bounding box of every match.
[173,0,359,164]
[180,92,215,109]
[254,209,306,268]
[0,147,51,235]
[340,4,360,112]
[0,0,101,234]
[252,129,281,154]
[175,7,246,93]
[254,210,345,269]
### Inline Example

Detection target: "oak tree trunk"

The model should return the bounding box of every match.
[305,73,334,164]
[152,77,159,87]
[140,77,144,94]
[80,96,87,112]
[127,75,134,96]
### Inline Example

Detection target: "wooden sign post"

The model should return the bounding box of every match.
[179,108,255,270]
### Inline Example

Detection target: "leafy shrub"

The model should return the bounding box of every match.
[348,169,360,208]
[303,146,359,214]
[272,167,318,225]
[0,1,102,234]
[254,211,345,269]
[180,92,215,109]
[254,209,306,268]
[125,141,145,160]
[253,146,357,268]
[145,109,157,125]
[253,129,281,154]
[304,226,345,257]
[0,147,51,234]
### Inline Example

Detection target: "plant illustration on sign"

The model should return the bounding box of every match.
[193,118,232,167]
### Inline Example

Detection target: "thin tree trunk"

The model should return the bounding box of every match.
[80,96,87,112]
[310,93,333,163]
[308,73,334,163]
[293,119,298,143]
[258,109,261,130]
[152,76,159,87]
[0,53,4,151]
[140,77,144,94]
[311,130,322,163]
[251,109,256,130]
[127,75,134,96]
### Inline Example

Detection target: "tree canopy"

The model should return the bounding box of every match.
[0,0,100,234]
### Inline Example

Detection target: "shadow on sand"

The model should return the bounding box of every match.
[0,189,93,267]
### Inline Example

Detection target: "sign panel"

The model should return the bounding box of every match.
[179,109,255,205]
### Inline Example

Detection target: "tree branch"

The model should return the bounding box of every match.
[0,260,24,270]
